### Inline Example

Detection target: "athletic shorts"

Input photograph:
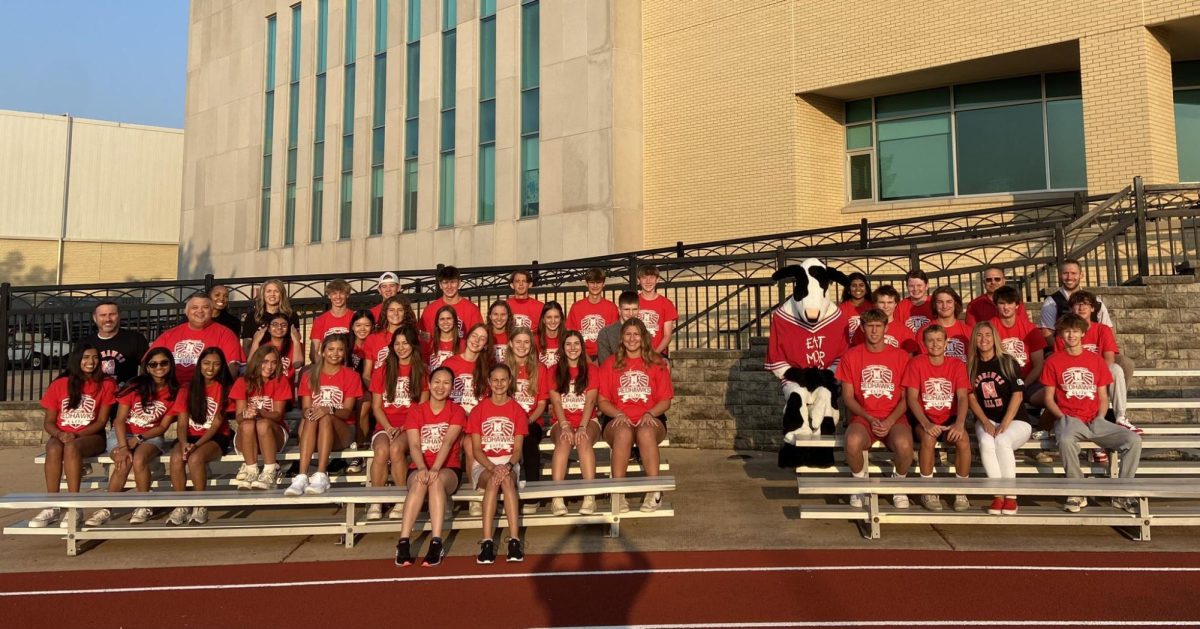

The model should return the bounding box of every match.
[849,416,910,445]
[106,430,167,455]
[470,456,521,490]
[232,421,289,456]
[175,432,233,455]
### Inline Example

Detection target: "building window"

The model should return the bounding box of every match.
[438,0,456,228]
[284,4,302,246]
[369,0,386,235]
[478,0,496,223]
[311,0,328,242]
[403,0,420,231]
[1175,60,1200,182]
[339,0,356,240]
[260,15,278,249]
[520,0,539,218]
[844,72,1086,203]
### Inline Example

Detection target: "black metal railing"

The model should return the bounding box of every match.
[2,178,1197,401]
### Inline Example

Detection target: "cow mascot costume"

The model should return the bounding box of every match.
[767,258,851,469]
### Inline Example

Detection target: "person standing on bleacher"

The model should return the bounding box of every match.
[81,301,148,388]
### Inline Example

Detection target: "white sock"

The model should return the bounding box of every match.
[892,471,906,479]
[921,474,933,479]
[852,469,867,479]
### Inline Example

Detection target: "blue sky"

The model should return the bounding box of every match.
[0,1,189,128]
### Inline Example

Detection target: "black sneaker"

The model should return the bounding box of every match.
[506,537,525,563]
[394,538,413,567]
[422,537,445,567]
[477,539,496,564]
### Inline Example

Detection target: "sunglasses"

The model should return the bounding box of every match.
[147,360,171,368]
[984,277,1004,283]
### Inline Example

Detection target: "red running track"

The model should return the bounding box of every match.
[2,549,1200,628]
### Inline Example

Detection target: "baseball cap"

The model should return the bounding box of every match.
[377,272,400,287]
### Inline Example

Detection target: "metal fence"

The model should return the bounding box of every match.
[3,178,1197,401]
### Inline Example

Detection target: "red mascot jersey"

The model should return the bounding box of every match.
[765,304,850,373]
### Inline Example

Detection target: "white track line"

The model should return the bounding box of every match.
[2,564,1200,597]
[540,623,1200,628]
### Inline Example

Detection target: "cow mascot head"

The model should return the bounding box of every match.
[766,258,852,469]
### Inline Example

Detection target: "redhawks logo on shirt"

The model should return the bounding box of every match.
[847,315,862,339]
[324,326,350,338]
[189,397,220,433]
[580,315,606,342]
[384,377,412,408]
[513,314,533,330]
[480,416,515,454]
[99,349,124,376]
[945,338,966,362]
[515,379,535,412]
[420,422,447,454]
[1082,343,1099,354]
[639,311,661,336]
[1002,338,1028,366]
[618,370,651,404]
[883,335,901,349]
[452,374,477,409]
[375,346,389,364]
[905,316,930,333]
[494,345,508,363]
[860,365,895,399]
[173,340,205,367]
[1062,367,1097,400]
[59,395,98,429]
[429,350,453,370]
[562,382,586,413]
[127,400,167,429]
[922,377,954,411]
[250,396,274,411]
[540,349,560,368]
[314,386,344,407]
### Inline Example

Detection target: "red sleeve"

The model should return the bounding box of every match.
[597,359,616,402]
[835,351,854,385]
[116,390,136,408]
[219,328,245,363]
[342,369,364,398]
[664,297,679,323]
[512,402,530,435]
[39,378,65,412]
[1099,326,1119,354]
[537,365,552,401]
[368,368,386,395]
[1093,355,1114,387]
[901,333,920,355]
[309,314,326,341]
[1026,323,1047,352]
[404,405,425,431]
[465,405,482,435]
[654,363,675,402]
[229,378,248,401]
[450,403,468,427]
[1040,356,1058,387]
[99,379,118,406]
[270,377,294,402]
[901,359,922,390]
[298,374,313,398]
[566,303,582,332]
[148,329,171,352]
[952,360,970,390]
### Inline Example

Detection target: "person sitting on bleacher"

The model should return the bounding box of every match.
[506,327,550,516]
[989,286,1046,387]
[837,308,913,510]
[596,290,640,365]
[167,347,236,526]
[151,292,245,385]
[248,312,304,386]
[548,331,601,516]
[442,323,491,417]
[904,324,972,512]
[467,364,528,564]
[366,327,428,521]
[285,335,363,497]
[31,344,117,528]
[967,321,1033,516]
[1041,313,1142,514]
[230,345,294,491]
[916,287,970,363]
[854,286,919,354]
[1057,291,1138,435]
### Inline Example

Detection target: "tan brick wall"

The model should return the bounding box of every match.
[0,239,177,285]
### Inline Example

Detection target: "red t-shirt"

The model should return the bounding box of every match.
[419,298,483,339]
[362,330,394,368]
[916,320,971,363]
[117,385,182,435]
[507,297,544,332]
[1054,323,1119,356]
[991,316,1047,377]
[555,365,599,429]
[598,355,674,425]
[901,355,969,425]
[835,344,911,424]
[765,306,851,373]
[1041,350,1114,423]
[512,363,551,424]
[965,295,1030,327]
[266,339,298,382]
[896,298,934,335]
[538,334,561,368]
[40,377,117,433]
[405,401,467,469]
[467,397,529,460]
[568,298,619,357]
[423,337,458,370]
[229,375,294,418]
[150,322,245,384]
[637,294,679,353]
[839,301,872,342]
[491,331,509,364]
[853,318,920,353]
[309,310,354,341]
[299,366,364,425]
[184,381,236,438]
[369,362,428,429]
[440,354,480,414]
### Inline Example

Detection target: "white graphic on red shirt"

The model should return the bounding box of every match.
[281,356,292,373]
[127,400,167,429]
[883,335,901,349]
[420,422,447,454]
[452,374,477,409]
[515,379,536,412]
[172,340,205,367]
[945,338,966,362]
[922,377,954,411]
[580,315,607,342]
[847,315,862,340]
[540,349,559,368]
[1062,367,1097,401]
[1082,343,1099,354]
[562,382,586,413]
[513,314,533,330]
[1002,338,1028,366]
[494,345,508,363]
[385,377,412,408]
[324,326,350,338]
[860,365,895,399]
[429,350,453,370]
[480,416,515,455]
[189,397,220,433]
[376,347,390,365]
[905,316,930,333]
[639,311,661,336]
[618,370,651,404]
[59,395,98,429]
[250,396,274,411]
[314,386,344,407]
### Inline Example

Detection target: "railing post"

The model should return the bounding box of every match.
[675,241,684,258]
[626,255,637,289]
[0,282,9,402]
[1054,224,1066,266]
[1134,176,1150,279]
[859,218,869,249]
[775,248,787,305]
[530,259,539,286]
[203,273,215,293]
[1072,191,1085,220]
[907,245,919,272]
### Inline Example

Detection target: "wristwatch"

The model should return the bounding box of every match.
[135,434,145,444]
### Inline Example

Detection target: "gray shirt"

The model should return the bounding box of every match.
[595,321,624,365]
[1038,287,1114,330]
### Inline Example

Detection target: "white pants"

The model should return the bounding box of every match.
[975,419,1033,479]
[1107,362,1127,420]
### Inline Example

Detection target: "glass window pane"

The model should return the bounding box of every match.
[288,83,300,147]
[311,178,324,242]
[339,175,353,238]
[287,148,298,182]
[877,114,952,200]
[263,92,275,148]
[954,75,1040,108]
[1177,89,1200,182]
[849,153,872,201]
[372,126,385,165]
[262,154,273,187]
[342,64,356,128]
[1045,71,1082,98]
[521,1,539,90]
[478,145,495,222]
[312,141,325,178]
[404,159,418,230]
[260,189,271,249]
[314,76,327,142]
[481,0,497,17]
[1173,61,1200,89]
[406,118,419,158]
[480,18,496,100]
[439,153,455,227]
[521,135,539,217]
[846,124,872,150]
[1047,98,1087,189]
[344,0,357,61]
[406,44,420,111]
[373,56,387,126]
[374,0,387,53]
[290,6,302,83]
[266,17,277,89]
[479,100,495,143]
[370,165,384,234]
[955,102,1046,194]
[342,134,354,172]
[441,109,455,151]
[875,87,949,119]
[284,184,296,245]
[845,99,871,124]
[407,0,421,42]
[317,0,329,72]
[441,30,456,106]
[442,0,457,29]
[521,88,539,135]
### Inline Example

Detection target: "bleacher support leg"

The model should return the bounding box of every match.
[66,507,78,557]
[1138,497,1151,542]
[344,505,358,548]
[867,494,881,540]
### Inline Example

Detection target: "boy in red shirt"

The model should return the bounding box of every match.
[567,267,620,362]
[915,287,970,363]
[989,286,1045,382]
[636,265,678,356]
[308,279,355,361]
[420,265,483,340]
[895,269,933,334]
[1041,313,1141,513]
[836,309,913,510]
[856,286,919,354]
[903,324,971,512]
[506,269,544,331]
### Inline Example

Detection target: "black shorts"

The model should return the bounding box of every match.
[599,414,668,431]
[177,432,233,454]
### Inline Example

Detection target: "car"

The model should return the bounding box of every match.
[6,331,72,370]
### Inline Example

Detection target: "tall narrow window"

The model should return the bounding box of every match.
[1175,61,1200,182]
[260,15,278,249]
[339,0,357,239]
[369,0,387,235]
[478,0,497,223]
[403,0,420,231]
[519,0,539,217]
[438,0,456,228]
[284,4,302,246]
[311,0,329,242]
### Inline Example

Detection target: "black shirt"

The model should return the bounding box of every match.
[81,329,149,387]
[213,310,241,337]
[240,310,301,341]
[971,356,1031,424]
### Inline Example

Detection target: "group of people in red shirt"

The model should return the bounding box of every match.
[32,263,679,568]
[834,260,1142,515]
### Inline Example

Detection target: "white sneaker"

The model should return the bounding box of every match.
[1064,496,1088,513]
[29,507,59,528]
[388,504,403,520]
[921,494,943,512]
[1115,417,1144,435]
[640,491,663,513]
[551,497,568,516]
[305,471,330,495]
[522,502,539,515]
[236,464,258,489]
[252,464,280,490]
[579,495,597,515]
[614,494,630,514]
[953,495,970,512]
[849,494,864,508]
[366,504,383,521]
[1112,497,1138,514]
[346,458,363,474]
[284,474,309,496]
[190,507,208,525]
[129,507,153,525]
[166,507,190,526]
[893,494,910,510]
[235,463,254,482]
[59,510,81,529]
[469,501,483,517]
[85,508,112,527]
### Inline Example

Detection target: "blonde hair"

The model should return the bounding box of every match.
[967,321,1021,383]
[308,335,348,395]
[504,327,540,395]
[253,279,294,322]
[615,318,664,370]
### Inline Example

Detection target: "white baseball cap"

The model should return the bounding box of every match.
[377,272,400,287]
